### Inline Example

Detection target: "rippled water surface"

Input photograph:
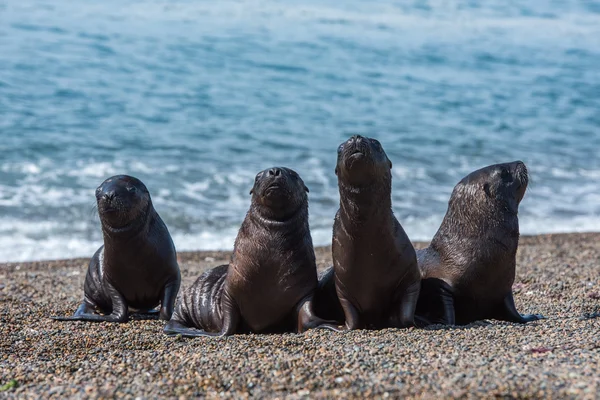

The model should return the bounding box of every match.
[1,0,600,261]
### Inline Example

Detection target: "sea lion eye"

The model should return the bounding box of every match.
[127,186,137,193]
[500,168,511,181]
[337,144,344,153]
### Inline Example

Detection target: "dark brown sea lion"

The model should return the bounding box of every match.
[52,175,181,322]
[415,161,544,326]
[164,167,332,337]
[317,135,421,330]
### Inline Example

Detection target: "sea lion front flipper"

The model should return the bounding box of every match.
[159,279,181,321]
[52,281,128,323]
[388,280,421,328]
[295,294,344,333]
[414,278,456,326]
[495,292,544,323]
[337,296,363,330]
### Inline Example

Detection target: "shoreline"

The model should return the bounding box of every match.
[1,231,598,267]
[1,232,599,398]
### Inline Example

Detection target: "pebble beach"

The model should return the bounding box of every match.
[1,232,599,398]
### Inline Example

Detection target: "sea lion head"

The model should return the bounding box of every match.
[96,175,151,233]
[250,167,309,220]
[452,161,528,216]
[335,135,392,187]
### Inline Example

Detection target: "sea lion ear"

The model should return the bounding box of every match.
[335,167,338,176]
[483,183,492,198]
[249,188,254,195]
[388,159,392,169]
[304,185,309,193]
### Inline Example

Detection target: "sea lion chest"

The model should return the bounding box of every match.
[102,241,175,310]
[333,214,414,314]
[434,234,518,301]
[225,231,316,332]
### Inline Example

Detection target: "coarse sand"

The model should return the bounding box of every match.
[1,233,599,398]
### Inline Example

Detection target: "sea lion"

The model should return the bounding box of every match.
[52,175,181,322]
[164,167,333,337]
[317,135,421,330]
[415,161,544,326]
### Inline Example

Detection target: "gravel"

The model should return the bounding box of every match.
[1,233,599,398]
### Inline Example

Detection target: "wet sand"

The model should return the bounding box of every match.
[1,233,599,398]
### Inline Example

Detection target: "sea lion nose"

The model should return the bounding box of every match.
[350,135,363,143]
[268,168,282,177]
[102,191,116,203]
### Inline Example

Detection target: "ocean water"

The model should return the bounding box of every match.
[1,0,599,262]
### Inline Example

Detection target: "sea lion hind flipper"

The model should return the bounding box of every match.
[51,313,126,323]
[313,267,345,323]
[494,292,544,323]
[163,320,221,337]
[295,294,345,333]
[165,292,241,338]
[414,278,456,326]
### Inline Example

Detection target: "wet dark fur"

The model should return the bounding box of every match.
[53,175,181,322]
[316,135,421,330]
[165,167,332,337]
[415,161,543,325]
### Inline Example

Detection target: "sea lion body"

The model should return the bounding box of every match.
[415,161,543,325]
[319,135,421,330]
[53,175,181,322]
[165,167,332,337]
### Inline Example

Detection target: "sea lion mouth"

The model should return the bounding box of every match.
[344,150,369,170]
[265,183,281,193]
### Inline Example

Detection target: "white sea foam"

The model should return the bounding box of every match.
[2,212,599,263]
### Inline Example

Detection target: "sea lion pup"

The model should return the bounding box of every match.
[318,135,421,330]
[164,167,333,337]
[415,161,544,326]
[52,175,181,322]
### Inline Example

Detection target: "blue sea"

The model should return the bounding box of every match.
[1,0,599,262]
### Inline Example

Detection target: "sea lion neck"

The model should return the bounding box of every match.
[435,200,520,247]
[249,202,309,230]
[337,177,392,222]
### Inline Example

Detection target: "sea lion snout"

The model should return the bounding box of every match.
[336,135,391,185]
[491,161,528,204]
[251,167,309,219]
[511,161,528,203]
[512,160,528,185]
[341,135,371,158]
